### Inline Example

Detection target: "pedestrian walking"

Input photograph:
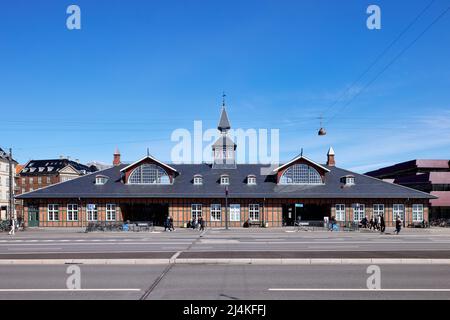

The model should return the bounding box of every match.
[199,216,205,231]
[380,214,386,233]
[164,216,170,231]
[329,216,336,231]
[395,216,402,234]
[8,219,15,235]
[169,216,174,231]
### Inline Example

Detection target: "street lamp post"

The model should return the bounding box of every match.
[8,148,14,224]
[225,186,228,230]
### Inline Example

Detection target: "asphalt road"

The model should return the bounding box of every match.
[1,228,450,259]
[1,264,450,300]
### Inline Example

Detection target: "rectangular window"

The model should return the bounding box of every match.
[38,177,42,185]
[373,204,384,219]
[249,204,260,221]
[230,204,241,222]
[29,177,33,184]
[352,204,365,222]
[87,204,98,221]
[67,204,78,221]
[335,204,345,221]
[47,177,51,184]
[48,204,59,221]
[191,204,202,220]
[393,204,405,221]
[412,204,424,222]
[106,204,116,221]
[210,204,221,221]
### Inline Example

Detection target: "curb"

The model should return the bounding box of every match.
[2,258,450,265]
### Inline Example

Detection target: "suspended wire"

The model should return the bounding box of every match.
[321,0,437,118]
[326,3,450,124]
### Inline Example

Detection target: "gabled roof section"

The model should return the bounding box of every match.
[120,155,178,173]
[273,154,331,173]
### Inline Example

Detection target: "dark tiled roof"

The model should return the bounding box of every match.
[366,159,450,177]
[0,148,17,163]
[20,159,97,176]
[17,163,434,200]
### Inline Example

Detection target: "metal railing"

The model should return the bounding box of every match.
[85,221,155,232]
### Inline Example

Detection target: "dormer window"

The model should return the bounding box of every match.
[38,167,45,172]
[128,164,170,185]
[279,164,323,185]
[95,175,109,185]
[193,175,203,185]
[220,174,230,185]
[247,175,256,185]
[341,175,355,186]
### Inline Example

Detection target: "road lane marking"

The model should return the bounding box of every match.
[268,288,450,292]
[0,288,141,292]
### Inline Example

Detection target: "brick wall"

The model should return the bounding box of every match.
[21,197,429,228]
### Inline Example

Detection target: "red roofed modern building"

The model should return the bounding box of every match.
[366,160,450,220]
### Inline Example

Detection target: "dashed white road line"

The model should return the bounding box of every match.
[0,288,141,292]
[268,288,450,292]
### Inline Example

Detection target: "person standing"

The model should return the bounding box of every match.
[380,214,386,233]
[395,216,402,234]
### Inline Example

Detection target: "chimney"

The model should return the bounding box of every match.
[113,148,121,166]
[327,147,335,166]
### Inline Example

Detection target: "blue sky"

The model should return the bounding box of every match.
[1,0,449,172]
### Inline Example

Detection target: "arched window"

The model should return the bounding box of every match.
[279,164,322,185]
[128,164,170,184]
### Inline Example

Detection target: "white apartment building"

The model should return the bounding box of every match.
[0,148,16,221]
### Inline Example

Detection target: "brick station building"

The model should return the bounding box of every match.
[17,107,434,228]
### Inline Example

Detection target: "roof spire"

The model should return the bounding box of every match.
[217,93,231,132]
[147,148,150,157]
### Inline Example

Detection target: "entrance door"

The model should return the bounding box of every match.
[282,204,296,226]
[28,205,39,227]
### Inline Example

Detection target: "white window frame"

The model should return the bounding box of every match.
[230,204,241,222]
[393,204,405,221]
[335,204,345,222]
[249,204,260,221]
[87,204,98,221]
[95,177,107,185]
[352,204,365,222]
[412,204,424,222]
[128,164,170,185]
[193,176,203,185]
[247,176,256,185]
[48,204,59,221]
[373,204,384,219]
[106,204,116,221]
[191,204,202,220]
[220,175,229,185]
[279,164,323,185]
[210,204,221,221]
[67,204,78,221]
